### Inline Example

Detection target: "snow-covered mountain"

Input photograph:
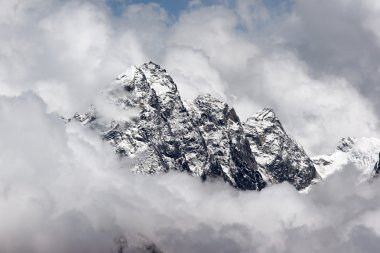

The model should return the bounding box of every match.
[312,137,380,180]
[72,62,319,190]
[243,108,319,189]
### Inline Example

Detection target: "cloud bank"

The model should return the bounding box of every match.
[1,93,380,253]
[1,0,380,252]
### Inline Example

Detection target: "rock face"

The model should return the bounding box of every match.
[312,137,380,180]
[373,153,380,176]
[186,94,265,190]
[112,235,164,253]
[73,61,318,190]
[243,108,319,190]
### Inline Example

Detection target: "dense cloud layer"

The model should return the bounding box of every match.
[1,93,380,253]
[1,0,380,252]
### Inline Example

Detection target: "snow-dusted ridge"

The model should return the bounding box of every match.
[312,137,380,180]
[71,61,319,190]
[243,108,319,189]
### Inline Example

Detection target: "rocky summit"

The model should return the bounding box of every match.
[72,61,319,190]
[243,108,319,190]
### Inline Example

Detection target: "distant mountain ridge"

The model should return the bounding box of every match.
[71,61,323,190]
[312,137,380,180]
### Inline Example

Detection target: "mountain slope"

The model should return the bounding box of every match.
[72,61,318,190]
[312,137,380,180]
[186,94,265,190]
[243,108,319,190]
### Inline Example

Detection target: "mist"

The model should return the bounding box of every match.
[2,0,380,252]
[0,92,379,252]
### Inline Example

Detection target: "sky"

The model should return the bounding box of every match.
[107,0,191,15]
[1,0,380,252]
[107,0,293,16]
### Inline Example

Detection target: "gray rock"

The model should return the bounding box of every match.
[243,108,318,190]
[73,61,319,190]
[186,94,265,190]
[373,153,380,176]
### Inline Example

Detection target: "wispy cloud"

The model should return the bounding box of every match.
[1,1,380,252]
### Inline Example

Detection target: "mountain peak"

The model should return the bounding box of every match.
[313,137,380,179]
[245,108,283,130]
[192,94,230,119]
[337,137,355,152]
[113,61,177,100]
[253,108,277,121]
[243,107,318,190]
[72,63,319,191]
[142,61,162,69]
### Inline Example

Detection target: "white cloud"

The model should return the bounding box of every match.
[163,46,228,100]
[1,93,380,252]
[2,0,380,252]
[241,52,378,154]
[1,0,379,152]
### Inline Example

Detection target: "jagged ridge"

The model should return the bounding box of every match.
[243,108,319,190]
[73,62,318,190]
[312,137,380,180]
